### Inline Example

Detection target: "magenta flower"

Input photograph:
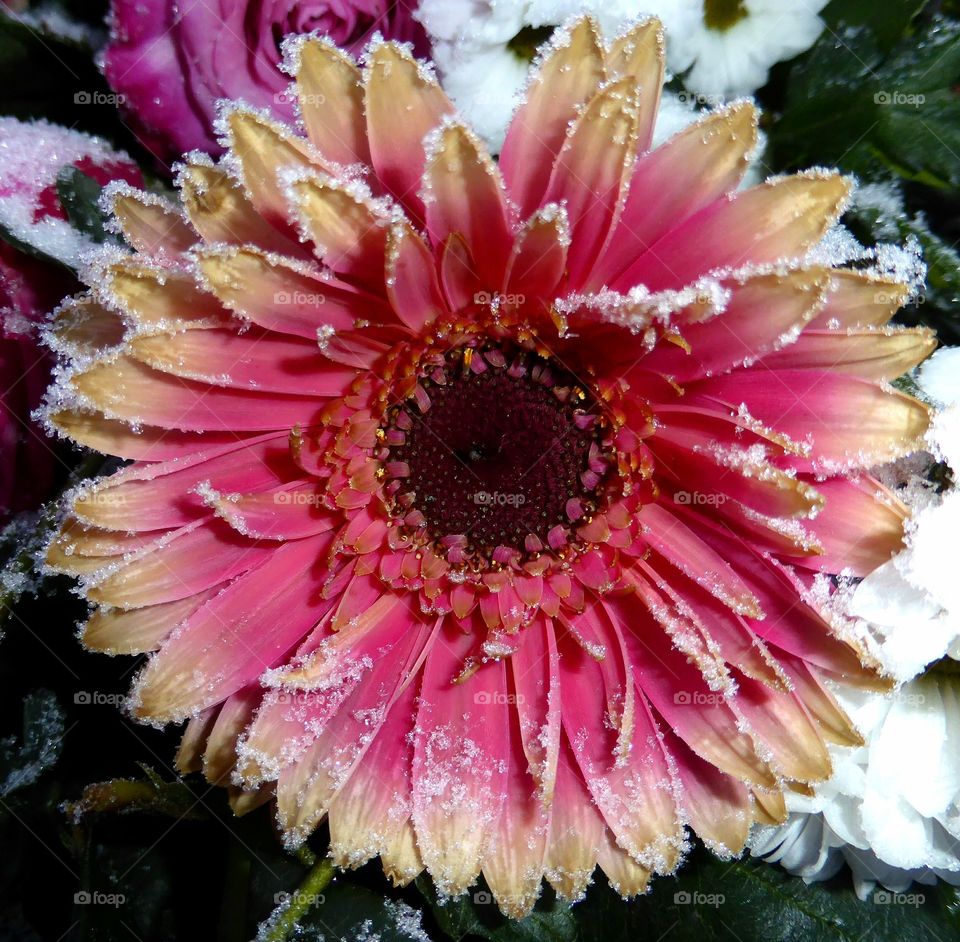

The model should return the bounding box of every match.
[47,20,933,916]
[104,0,430,160]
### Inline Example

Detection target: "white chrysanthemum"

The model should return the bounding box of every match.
[656,0,829,98]
[416,1,773,166]
[417,1,647,151]
[751,346,960,897]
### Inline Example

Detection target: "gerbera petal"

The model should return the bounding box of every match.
[290,172,392,288]
[128,326,354,395]
[385,223,448,330]
[222,107,320,228]
[70,355,325,431]
[689,370,930,471]
[178,160,308,258]
[131,532,335,721]
[615,172,850,292]
[501,16,604,216]
[81,590,219,655]
[111,188,195,259]
[412,621,509,896]
[364,41,454,221]
[642,269,828,381]
[85,519,279,609]
[793,474,906,576]
[755,325,936,380]
[544,78,638,289]
[423,121,512,286]
[666,728,752,855]
[808,270,908,329]
[71,432,297,531]
[544,739,606,900]
[327,678,423,879]
[294,38,370,166]
[503,205,569,305]
[48,411,251,461]
[50,298,125,359]
[605,17,664,150]
[590,101,758,289]
[195,244,390,338]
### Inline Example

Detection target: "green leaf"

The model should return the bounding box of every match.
[56,165,111,243]
[261,873,441,942]
[0,690,64,797]
[571,850,960,942]
[822,0,926,50]
[63,768,208,823]
[416,877,577,942]
[772,17,960,190]
[845,188,960,342]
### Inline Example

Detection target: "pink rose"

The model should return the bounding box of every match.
[0,117,142,522]
[104,0,430,161]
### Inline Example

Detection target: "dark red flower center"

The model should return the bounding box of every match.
[380,343,612,563]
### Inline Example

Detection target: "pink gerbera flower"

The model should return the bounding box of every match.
[45,18,933,916]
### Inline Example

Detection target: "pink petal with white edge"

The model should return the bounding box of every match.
[501,17,604,217]
[423,121,512,287]
[327,677,424,883]
[642,269,827,382]
[614,172,850,293]
[71,355,325,432]
[364,42,454,222]
[544,78,638,290]
[504,206,569,305]
[132,531,336,722]
[412,620,509,897]
[790,474,906,576]
[129,327,356,395]
[688,370,930,471]
[277,619,432,842]
[385,224,448,331]
[590,102,758,289]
